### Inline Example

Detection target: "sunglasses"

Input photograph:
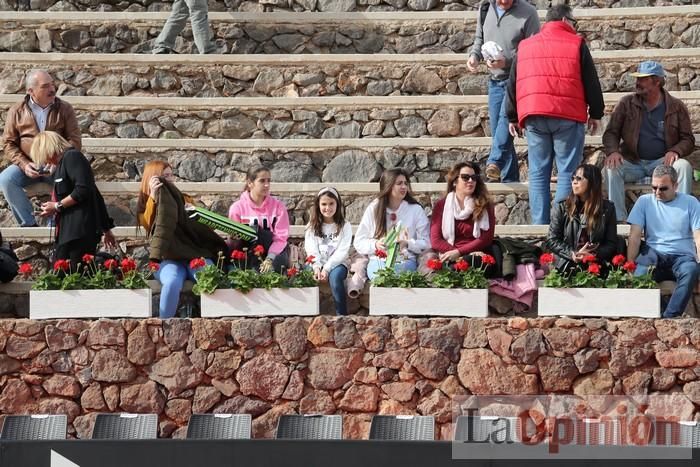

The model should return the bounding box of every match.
[651,185,670,192]
[571,175,585,182]
[459,174,479,182]
[566,16,578,28]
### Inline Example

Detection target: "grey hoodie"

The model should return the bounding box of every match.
[470,0,540,81]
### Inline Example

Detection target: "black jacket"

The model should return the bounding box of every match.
[149,180,227,262]
[545,199,618,271]
[53,148,113,246]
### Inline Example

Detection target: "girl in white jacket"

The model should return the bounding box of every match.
[353,168,430,280]
[304,187,352,315]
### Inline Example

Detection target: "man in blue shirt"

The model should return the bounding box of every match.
[627,165,700,318]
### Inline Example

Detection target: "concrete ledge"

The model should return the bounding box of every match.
[20,181,657,196]
[1,48,699,65]
[0,224,632,240]
[0,6,697,23]
[3,92,699,110]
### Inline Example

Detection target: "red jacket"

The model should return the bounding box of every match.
[514,21,587,127]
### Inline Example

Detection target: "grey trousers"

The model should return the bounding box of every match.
[153,0,215,54]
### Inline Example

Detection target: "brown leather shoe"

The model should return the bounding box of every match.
[485,164,501,182]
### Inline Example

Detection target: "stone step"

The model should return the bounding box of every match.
[1,92,699,140]
[0,0,691,13]
[2,177,656,228]
[1,49,699,97]
[3,136,698,185]
[0,7,698,54]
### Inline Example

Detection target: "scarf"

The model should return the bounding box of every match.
[441,192,490,245]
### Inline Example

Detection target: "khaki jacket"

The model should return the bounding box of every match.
[2,95,82,170]
[602,89,695,162]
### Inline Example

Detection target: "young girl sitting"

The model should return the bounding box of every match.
[304,187,352,316]
[228,166,290,273]
[354,168,431,280]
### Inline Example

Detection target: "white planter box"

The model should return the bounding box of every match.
[200,287,319,317]
[538,288,660,318]
[30,289,152,319]
[369,287,489,317]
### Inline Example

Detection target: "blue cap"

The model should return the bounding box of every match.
[630,61,665,78]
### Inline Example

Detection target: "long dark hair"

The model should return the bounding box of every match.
[565,164,604,233]
[445,161,491,221]
[309,187,345,237]
[372,168,420,239]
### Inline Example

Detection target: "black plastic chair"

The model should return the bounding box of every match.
[186,414,252,439]
[0,414,67,440]
[369,415,434,441]
[276,414,343,440]
[454,415,522,443]
[91,413,158,439]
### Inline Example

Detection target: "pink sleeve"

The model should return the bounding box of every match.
[228,201,241,222]
[269,200,290,255]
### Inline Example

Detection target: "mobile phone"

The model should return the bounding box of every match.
[37,165,50,175]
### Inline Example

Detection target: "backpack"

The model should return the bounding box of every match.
[0,247,19,283]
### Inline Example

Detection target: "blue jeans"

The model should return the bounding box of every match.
[0,164,52,227]
[524,116,585,224]
[153,0,215,54]
[604,158,693,221]
[155,258,213,318]
[367,257,418,280]
[634,244,700,318]
[487,79,519,182]
[328,265,348,316]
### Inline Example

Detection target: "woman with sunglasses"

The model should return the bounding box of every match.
[545,164,618,273]
[430,162,497,273]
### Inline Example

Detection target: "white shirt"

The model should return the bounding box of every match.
[353,199,431,261]
[304,221,352,273]
[27,97,53,132]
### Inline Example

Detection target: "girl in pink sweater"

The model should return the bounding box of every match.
[228,166,290,273]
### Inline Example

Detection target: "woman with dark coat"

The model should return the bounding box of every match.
[546,164,619,273]
[30,131,115,264]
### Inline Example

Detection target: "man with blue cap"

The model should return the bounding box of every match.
[603,60,695,221]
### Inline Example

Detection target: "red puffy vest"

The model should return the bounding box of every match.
[515,21,587,127]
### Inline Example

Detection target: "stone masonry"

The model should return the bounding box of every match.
[1,13,700,54]
[0,317,698,440]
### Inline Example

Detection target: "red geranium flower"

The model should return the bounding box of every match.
[230,250,246,261]
[148,261,160,272]
[582,255,597,264]
[103,259,117,270]
[287,267,298,278]
[612,254,626,267]
[18,263,33,277]
[539,253,554,265]
[253,245,265,257]
[427,258,443,271]
[587,263,601,276]
[305,255,316,265]
[454,259,469,272]
[82,254,94,264]
[622,261,636,273]
[375,249,387,259]
[53,259,70,272]
[481,254,496,265]
[120,257,137,273]
[189,258,206,270]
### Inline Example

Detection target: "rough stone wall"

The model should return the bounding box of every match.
[1,15,699,54]
[2,100,698,140]
[0,0,693,13]
[0,317,698,440]
[1,59,700,98]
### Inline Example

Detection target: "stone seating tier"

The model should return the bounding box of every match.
[2,49,699,97]
[1,92,699,140]
[0,8,698,54]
